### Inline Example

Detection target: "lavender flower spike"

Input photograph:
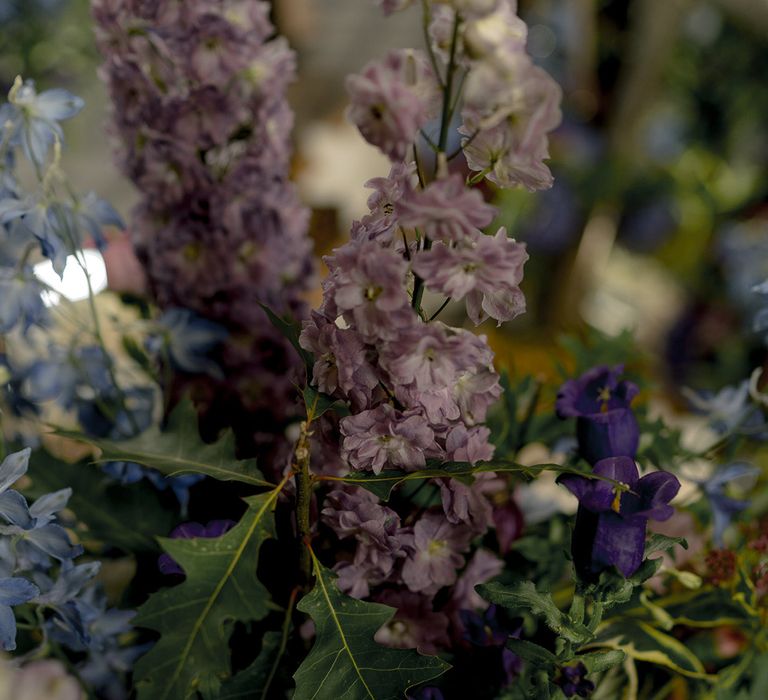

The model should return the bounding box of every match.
[93,0,314,461]
[558,456,680,579]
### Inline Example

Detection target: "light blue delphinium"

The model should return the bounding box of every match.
[0,575,40,650]
[694,462,760,546]
[682,380,765,436]
[0,78,83,170]
[147,307,228,379]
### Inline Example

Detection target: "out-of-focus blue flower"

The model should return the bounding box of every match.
[0,269,47,334]
[0,576,40,650]
[73,192,125,250]
[101,462,203,515]
[558,456,680,579]
[556,365,640,465]
[681,381,761,436]
[76,385,154,440]
[147,308,228,378]
[0,448,31,492]
[0,78,83,169]
[0,197,68,274]
[693,462,759,546]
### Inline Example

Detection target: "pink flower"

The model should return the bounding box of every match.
[340,404,436,474]
[396,174,497,242]
[346,49,439,161]
[401,513,472,594]
[413,228,528,325]
[323,239,413,341]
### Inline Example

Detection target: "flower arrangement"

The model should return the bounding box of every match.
[0,1,765,699]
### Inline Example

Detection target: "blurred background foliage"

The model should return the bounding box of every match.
[2,0,767,400]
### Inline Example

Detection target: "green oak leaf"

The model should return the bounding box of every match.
[328,460,627,501]
[133,488,281,700]
[56,398,271,487]
[328,460,561,501]
[258,302,313,372]
[294,552,449,699]
[478,581,593,645]
[213,631,282,700]
[25,449,175,552]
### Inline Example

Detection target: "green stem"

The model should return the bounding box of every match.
[438,12,462,154]
[410,236,432,315]
[428,297,451,322]
[420,0,445,90]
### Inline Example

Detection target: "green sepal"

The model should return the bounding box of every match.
[478,581,593,645]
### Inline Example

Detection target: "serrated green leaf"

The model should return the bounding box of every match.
[644,534,687,558]
[327,460,561,501]
[478,581,593,645]
[133,487,283,700]
[258,302,313,372]
[505,638,558,667]
[303,385,349,420]
[56,398,271,488]
[294,551,449,699]
[587,619,716,680]
[25,449,175,552]
[213,631,282,700]
[577,649,626,673]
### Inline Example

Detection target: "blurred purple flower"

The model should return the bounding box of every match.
[556,662,595,698]
[158,520,235,576]
[556,365,640,465]
[346,49,439,161]
[558,456,680,579]
[396,174,496,243]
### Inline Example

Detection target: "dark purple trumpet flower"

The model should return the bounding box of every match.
[158,520,235,576]
[558,457,680,579]
[556,365,640,465]
[556,662,594,698]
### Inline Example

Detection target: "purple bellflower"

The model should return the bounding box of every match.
[558,456,680,579]
[556,365,640,465]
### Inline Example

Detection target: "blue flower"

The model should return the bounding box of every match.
[102,461,203,514]
[148,308,228,378]
[682,381,762,436]
[0,78,83,169]
[694,462,760,546]
[0,270,47,334]
[0,576,39,650]
[0,197,68,274]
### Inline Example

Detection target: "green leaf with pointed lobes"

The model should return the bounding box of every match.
[133,488,281,699]
[294,551,449,699]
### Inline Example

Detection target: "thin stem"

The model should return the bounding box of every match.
[260,586,300,700]
[410,236,432,315]
[400,228,411,261]
[438,12,462,154]
[420,0,445,90]
[428,297,451,322]
[449,128,479,161]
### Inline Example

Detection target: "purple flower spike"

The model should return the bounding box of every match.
[556,365,640,465]
[158,519,235,576]
[558,457,680,579]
